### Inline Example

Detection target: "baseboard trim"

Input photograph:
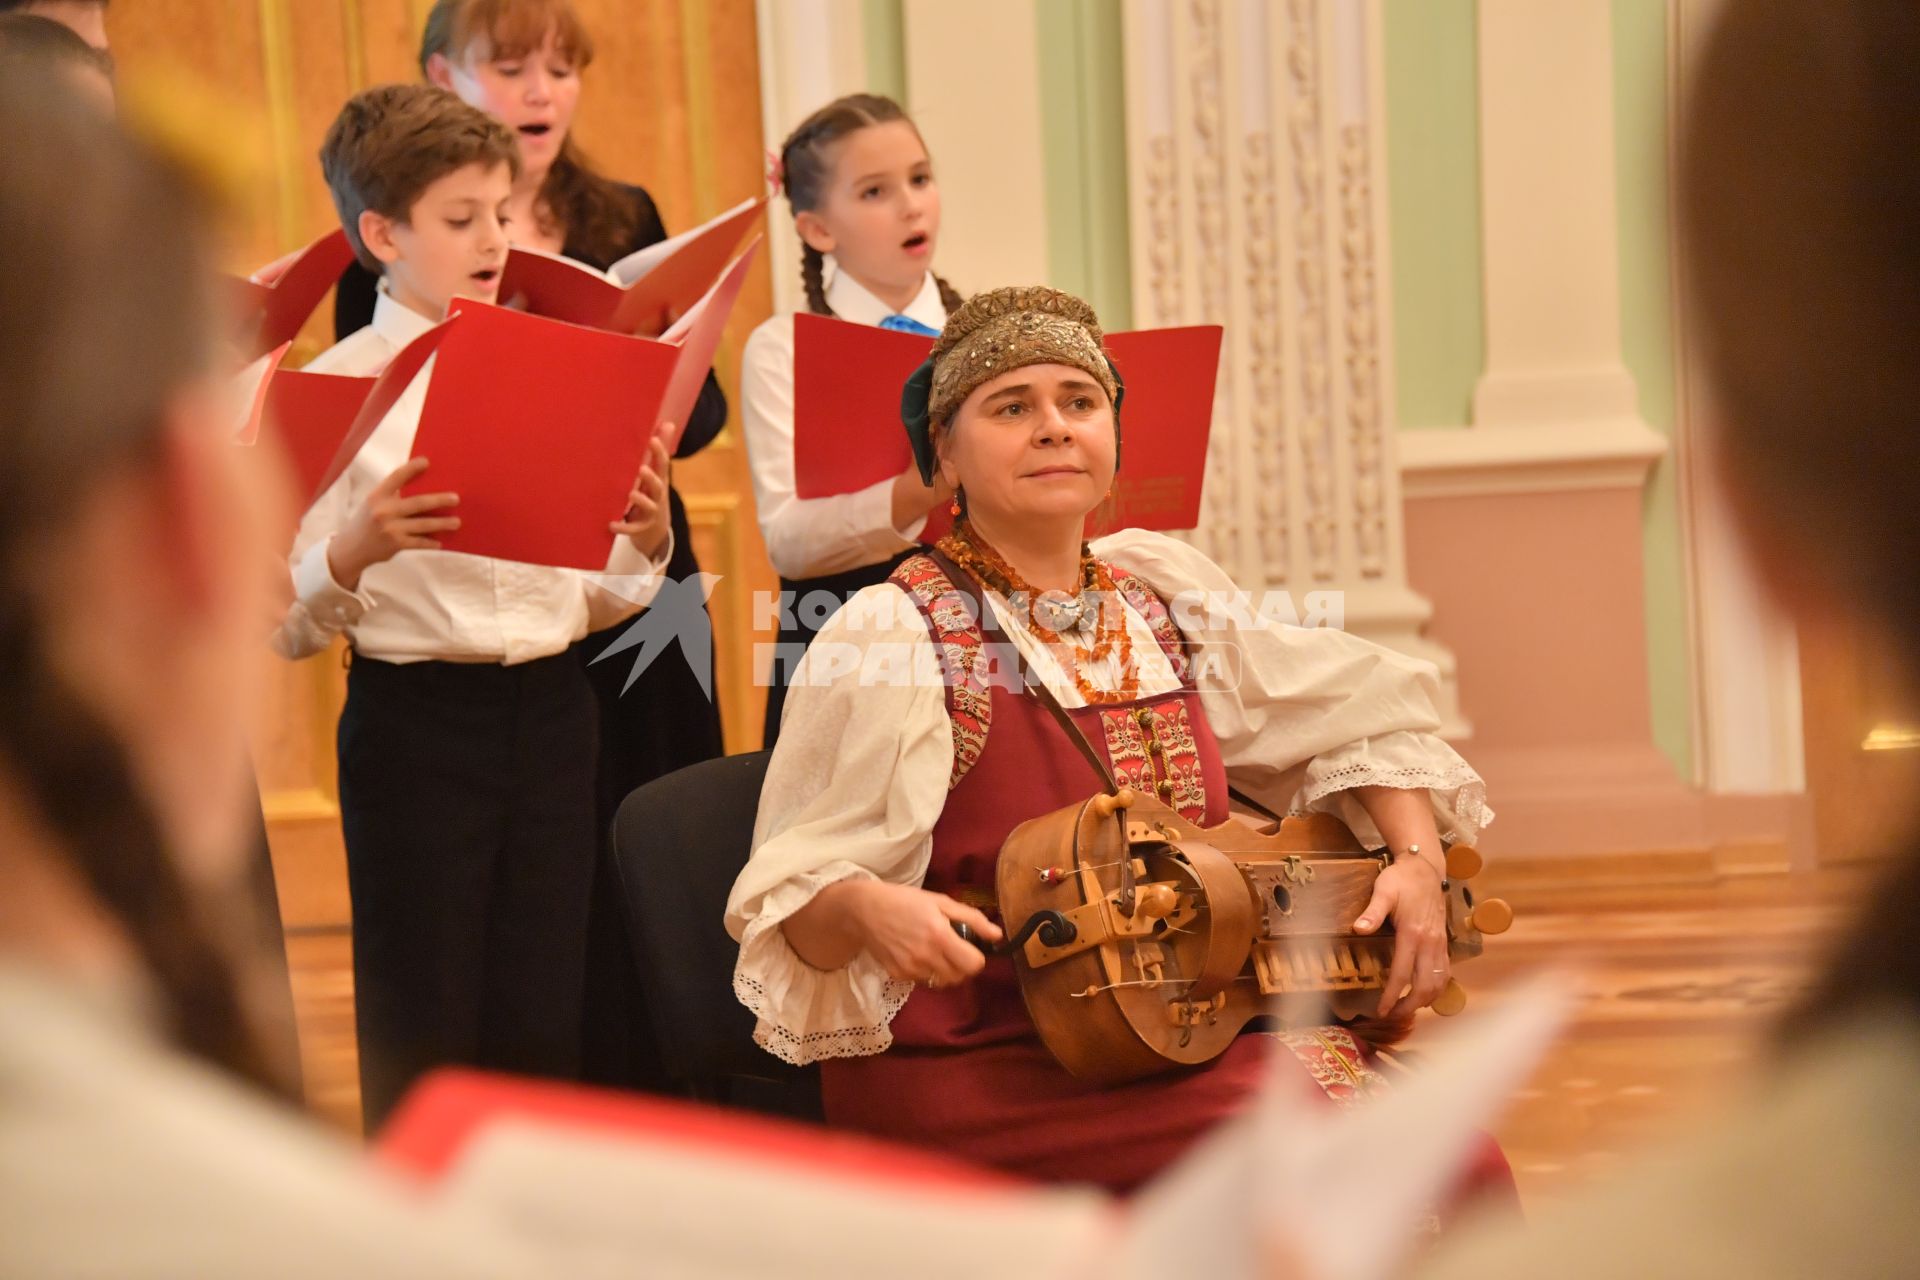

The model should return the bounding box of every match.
[1478,847,1718,895]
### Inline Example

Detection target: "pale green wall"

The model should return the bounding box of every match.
[1036,0,1133,329]
[862,0,906,102]
[1613,0,1693,780]
[1383,0,1483,430]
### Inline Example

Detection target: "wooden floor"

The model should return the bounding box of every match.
[286,864,1866,1206]
[1462,867,1860,1204]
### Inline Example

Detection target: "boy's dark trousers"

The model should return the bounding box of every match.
[337,649,599,1131]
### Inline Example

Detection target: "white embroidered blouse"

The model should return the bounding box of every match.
[725,530,1493,1066]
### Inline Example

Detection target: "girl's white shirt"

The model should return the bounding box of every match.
[739,266,948,581]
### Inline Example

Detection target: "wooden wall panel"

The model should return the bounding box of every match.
[106,0,777,931]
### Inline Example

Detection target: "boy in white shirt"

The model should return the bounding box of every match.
[280,84,673,1130]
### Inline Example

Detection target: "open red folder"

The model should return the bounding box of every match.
[405,304,680,569]
[228,228,357,361]
[498,196,765,338]
[230,342,291,447]
[791,313,1222,537]
[245,240,755,565]
[251,317,455,510]
[398,241,757,568]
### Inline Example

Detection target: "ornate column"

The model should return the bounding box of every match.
[1121,0,1465,735]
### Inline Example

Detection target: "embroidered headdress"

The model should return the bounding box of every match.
[900,285,1124,483]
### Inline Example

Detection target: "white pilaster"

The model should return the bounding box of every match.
[1473,0,1646,433]
[1674,0,1805,799]
[753,0,874,314]
[901,0,1051,292]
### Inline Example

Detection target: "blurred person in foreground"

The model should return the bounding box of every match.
[0,10,112,108]
[0,0,107,52]
[0,68,539,1278]
[1421,3,1920,1274]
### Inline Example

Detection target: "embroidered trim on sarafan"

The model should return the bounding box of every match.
[890,555,1191,789]
[1096,700,1209,822]
[891,555,992,789]
[1272,1025,1392,1108]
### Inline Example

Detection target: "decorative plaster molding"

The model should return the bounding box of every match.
[1121,0,1462,734]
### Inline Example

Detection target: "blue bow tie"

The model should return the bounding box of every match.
[878,314,941,338]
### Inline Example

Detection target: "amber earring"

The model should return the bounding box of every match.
[949,486,963,517]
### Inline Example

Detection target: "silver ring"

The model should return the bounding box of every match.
[1431,968,1446,975]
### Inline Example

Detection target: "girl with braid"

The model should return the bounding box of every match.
[741,94,967,745]
[0,70,538,1276]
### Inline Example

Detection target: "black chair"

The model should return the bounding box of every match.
[608,750,822,1120]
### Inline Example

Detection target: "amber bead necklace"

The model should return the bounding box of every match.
[936,517,1141,705]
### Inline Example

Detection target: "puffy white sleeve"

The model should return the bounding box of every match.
[724,585,954,1064]
[1094,529,1493,849]
[739,318,926,581]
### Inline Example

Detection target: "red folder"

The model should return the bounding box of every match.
[653,238,760,451]
[792,314,1220,537]
[256,236,753,567]
[406,303,681,569]
[499,196,766,338]
[231,342,292,446]
[379,1069,1017,1192]
[258,318,457,510]
[1099,326,1223,532]
[262,369,371,506]
[229,229,357,361]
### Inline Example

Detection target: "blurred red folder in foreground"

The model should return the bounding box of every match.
[366,981,1574,1280]
[376,1070,1110,1279]
[229,229,357,361]
[791,313,1221,537]
[499,196,765,338]
[379,1069,1015,1192]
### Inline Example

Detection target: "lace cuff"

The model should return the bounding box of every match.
[1290,731,1495,849]
[731,864,915,1066]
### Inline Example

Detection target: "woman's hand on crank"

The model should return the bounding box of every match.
[782,879,1002,986]
[850,882,1001,986]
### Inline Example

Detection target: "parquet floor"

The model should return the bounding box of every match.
[285,865,1867,1206]
[1460,868,1861,1203]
